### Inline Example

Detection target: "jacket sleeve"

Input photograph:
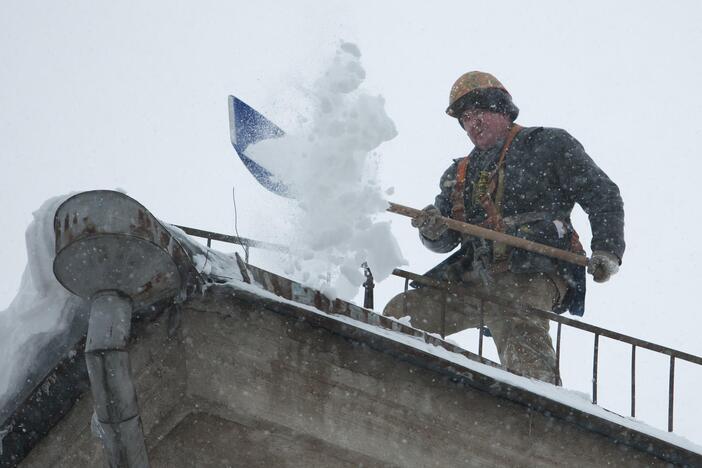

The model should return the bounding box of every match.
[547,129,625,262]
[419,162,462,253]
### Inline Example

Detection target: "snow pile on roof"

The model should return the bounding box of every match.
[0,195,244,415]
[246,42,405,300]
[0,194,76,409]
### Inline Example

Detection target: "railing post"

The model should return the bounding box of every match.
[403,278,409,317]
[592,333,600,404]
[555,322,562,386]
[478,300,484,358]
[440,290,447,339]
[206,237,212,248]
[631,344,636,418]
[361,263,374,310]
[668,355,675,432]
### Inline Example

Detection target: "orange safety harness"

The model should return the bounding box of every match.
[451,124,522,228]
[450,124,585,264]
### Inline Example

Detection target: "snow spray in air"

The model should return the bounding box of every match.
[247,42,406,300]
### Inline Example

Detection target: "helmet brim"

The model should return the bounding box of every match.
[447,87,519,123]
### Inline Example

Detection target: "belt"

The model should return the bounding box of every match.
[501,211,553,228]
[486,211,568,267]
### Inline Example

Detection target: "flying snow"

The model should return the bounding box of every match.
[247,42,406,300]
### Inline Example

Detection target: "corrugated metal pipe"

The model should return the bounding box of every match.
[85,291,149,468]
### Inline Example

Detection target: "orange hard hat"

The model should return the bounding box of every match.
[446,71,518,121]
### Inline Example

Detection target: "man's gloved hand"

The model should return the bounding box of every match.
[587,251,620,283]
[411,205,448,240]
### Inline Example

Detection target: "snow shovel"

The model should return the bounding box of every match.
[386,202,590,268]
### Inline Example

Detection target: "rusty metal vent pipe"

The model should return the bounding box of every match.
[85,292,148,467]
[52,190,195,467]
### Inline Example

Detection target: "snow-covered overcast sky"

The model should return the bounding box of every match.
[2,0,701,445]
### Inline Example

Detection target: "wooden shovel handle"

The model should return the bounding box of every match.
[387,202,589,268]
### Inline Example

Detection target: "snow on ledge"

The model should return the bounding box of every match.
[226,278,702,456]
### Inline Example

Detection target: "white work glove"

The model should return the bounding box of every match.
[587,250,620,283]
[412,205,449,240]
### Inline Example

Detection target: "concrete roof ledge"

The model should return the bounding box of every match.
[4,190,701,467]
[198,268,702,467]
[9,251,702,467]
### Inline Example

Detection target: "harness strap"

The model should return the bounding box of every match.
[450,156,470,221]
[570,229,586,255]
[480,123,523,231]
[481,124,522,260]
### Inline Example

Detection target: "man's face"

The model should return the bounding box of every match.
[459,109,512,150]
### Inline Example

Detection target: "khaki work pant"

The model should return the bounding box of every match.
[383,272,566,385]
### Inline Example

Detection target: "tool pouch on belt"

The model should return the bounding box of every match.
[507,217,574,273]
[505,215,587,316]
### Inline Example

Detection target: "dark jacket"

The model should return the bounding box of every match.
[420,126,625,315]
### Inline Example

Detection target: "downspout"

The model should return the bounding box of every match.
[52,191,200,467]
[85,291,148,468]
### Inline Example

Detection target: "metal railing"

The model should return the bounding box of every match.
[174,224,701,434]
[391,268,702,433]
[174,225,288,252]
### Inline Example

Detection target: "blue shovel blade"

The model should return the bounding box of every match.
[228,95,290,197]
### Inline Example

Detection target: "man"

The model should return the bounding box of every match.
[383,71,624,384]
